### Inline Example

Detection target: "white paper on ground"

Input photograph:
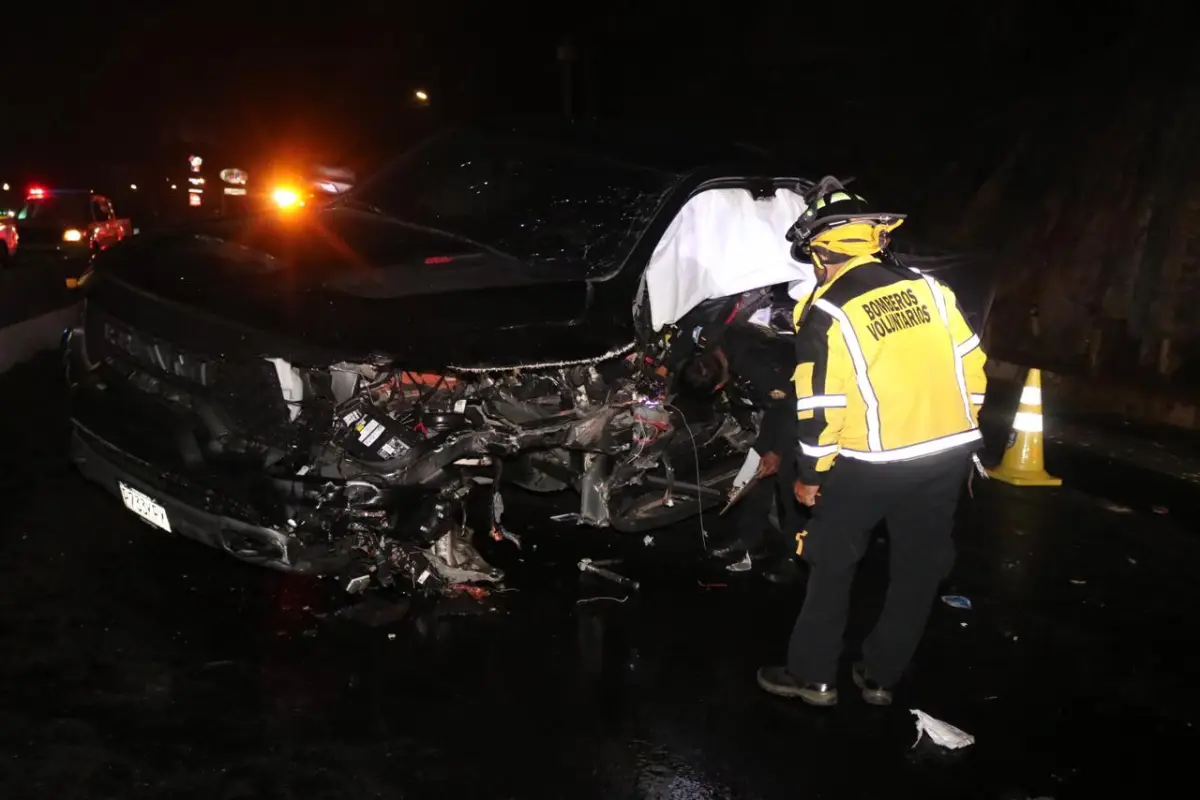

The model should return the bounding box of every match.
[910,709,975,749]
[732,450,761,491]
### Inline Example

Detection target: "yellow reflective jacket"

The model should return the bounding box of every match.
[792,256,986,483]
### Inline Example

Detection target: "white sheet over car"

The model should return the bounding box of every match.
[645,187,817,331]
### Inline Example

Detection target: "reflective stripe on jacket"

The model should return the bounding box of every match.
[792,256,986,483]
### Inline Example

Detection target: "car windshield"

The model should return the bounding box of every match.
[350,130,678,274]
[17,195,92,226]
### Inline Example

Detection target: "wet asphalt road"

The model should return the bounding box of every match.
[1,354,1197,799]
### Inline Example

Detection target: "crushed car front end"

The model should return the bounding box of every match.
[65,253,720,596]
[63,127,723,594]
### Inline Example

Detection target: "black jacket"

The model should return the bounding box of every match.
[702,322,796,456]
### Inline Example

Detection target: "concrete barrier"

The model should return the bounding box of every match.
[0,262,83,377]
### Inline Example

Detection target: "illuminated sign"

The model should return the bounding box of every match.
[223,187,247,196]
[188,193,202,207]
[188,155,203,172]
[220,168,248,186]
[188,177,205,185]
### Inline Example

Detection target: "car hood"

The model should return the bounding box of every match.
[91,207,635,369]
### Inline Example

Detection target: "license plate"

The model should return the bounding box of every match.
[118,482,172,532]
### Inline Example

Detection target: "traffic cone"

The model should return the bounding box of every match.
[987,368,1062,487]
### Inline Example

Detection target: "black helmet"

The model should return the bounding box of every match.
[786,177,905,260]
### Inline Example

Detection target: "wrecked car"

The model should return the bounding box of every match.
[65,123,995,595]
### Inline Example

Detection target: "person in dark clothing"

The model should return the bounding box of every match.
[680,321,800,582]
[755,179,986,707]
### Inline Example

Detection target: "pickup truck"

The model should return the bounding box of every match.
[11,187,132,265]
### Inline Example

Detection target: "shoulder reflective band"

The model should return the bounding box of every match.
[813,299,882,450]
[919,275,976,429]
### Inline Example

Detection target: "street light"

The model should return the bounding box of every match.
[414,89,429,103]
[130,184,138,191]
[1,183,8,192]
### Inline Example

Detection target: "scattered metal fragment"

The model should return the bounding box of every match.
[345,575,371,594]
[449,584,491,601]
[941,595,972,610]
[578,558,640,590]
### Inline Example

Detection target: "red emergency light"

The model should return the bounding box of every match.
[27,186,46,199]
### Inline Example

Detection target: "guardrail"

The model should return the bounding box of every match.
[0,261,83,376]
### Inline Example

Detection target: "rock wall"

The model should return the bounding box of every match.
[934,71,1200,387]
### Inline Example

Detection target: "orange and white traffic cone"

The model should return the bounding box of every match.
[987,368,1062,487]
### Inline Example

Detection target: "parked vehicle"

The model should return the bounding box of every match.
[12,187,132,265]
[0,215,15,267]
[64,122,996,594]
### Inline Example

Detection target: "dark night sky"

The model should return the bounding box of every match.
[0,1,1159,178]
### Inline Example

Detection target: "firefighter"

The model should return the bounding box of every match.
[680,321,799,582]
[756,179,987,707]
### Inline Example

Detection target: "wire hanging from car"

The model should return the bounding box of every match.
[447,341,637,373]
[665,402,709,549]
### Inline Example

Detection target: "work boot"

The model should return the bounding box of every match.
[852,662,893,706]
[756,666,838,706]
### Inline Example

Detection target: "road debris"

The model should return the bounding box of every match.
[1152,505,1169,515]
[576,595,630,605]
[911,709,975,749]
[449,584,491,601]
[726,553,753,573]
[1100,501,1133,514]
[941,595,972,610]
[345,575,371,594]
[579,558,640,590]
[1070,579,1087,585]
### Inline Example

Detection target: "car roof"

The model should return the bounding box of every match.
[470,116,779,176]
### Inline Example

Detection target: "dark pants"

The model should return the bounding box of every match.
[738,447,798,553]
[787,449,971,687]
